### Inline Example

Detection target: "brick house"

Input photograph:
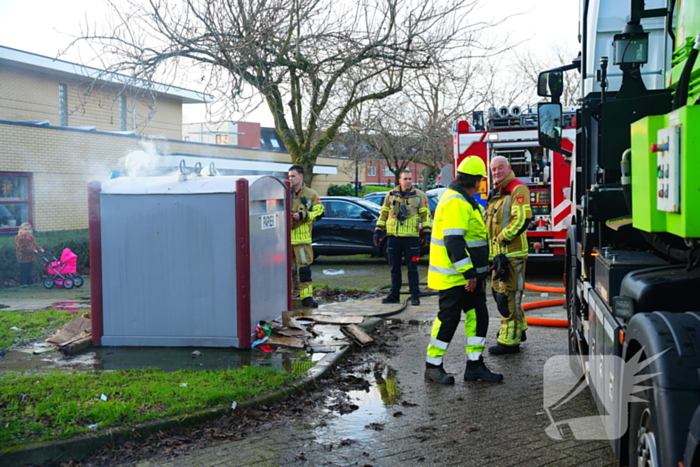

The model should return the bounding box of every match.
[0,46,346,234]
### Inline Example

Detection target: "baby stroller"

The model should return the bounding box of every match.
[38,248,84,290]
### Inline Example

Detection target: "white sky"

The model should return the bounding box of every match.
[0,0,579,127]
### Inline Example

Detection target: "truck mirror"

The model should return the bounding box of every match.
[537,71,564,100]
[537,103,563,151]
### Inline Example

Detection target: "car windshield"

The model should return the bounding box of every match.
[353,198,381,213]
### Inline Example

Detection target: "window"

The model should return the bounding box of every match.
[58,83,68,126]
[382,166,393,176]
[0,173,32,231]
[323,201,365,219]
[216,134,229,145]
[367,166,376,177]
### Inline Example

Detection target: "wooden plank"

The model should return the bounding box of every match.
[340,324,374,346]
[309,315,364,325]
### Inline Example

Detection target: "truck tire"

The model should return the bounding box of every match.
[625,312,700,467]
[628,353,659,467]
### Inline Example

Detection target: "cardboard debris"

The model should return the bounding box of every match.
[275,328,308,338]
[46,315,92,345]
[58,336,91,356]
[309,315,364,325]
[340,324,374,347]
[266,335,305,349]
[286,317,313,337]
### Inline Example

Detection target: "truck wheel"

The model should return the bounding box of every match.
[628,355,659,467]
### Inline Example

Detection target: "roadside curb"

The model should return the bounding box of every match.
[0,319,382,467]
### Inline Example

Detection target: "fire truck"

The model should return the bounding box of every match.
[451,105,575,260]
[537,0,700,466]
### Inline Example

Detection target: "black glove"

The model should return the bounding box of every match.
[421,231,431,247]
[491,254,509,281]
[373,230,385,247]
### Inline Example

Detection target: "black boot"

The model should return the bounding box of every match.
[301,297,318,308]
[464,357,503,382]
[382,295,400,304]
[424,364,455,384]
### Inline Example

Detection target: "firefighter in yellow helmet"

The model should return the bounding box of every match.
[425,156,503,384]
[484,155,533,354]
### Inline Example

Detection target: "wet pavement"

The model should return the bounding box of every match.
[0,259,617,466]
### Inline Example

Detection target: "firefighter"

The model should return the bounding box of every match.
[484,155,533,354]
[288,165,325,307]
[373,170,432,305]
[425,156,503,384]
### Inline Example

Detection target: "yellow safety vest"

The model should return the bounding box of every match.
[375,188,432,237]
[291,186,324,245]
[484,172,533,259]
[428,183,489,290]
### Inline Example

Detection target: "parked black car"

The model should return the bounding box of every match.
[312,196,382,257]
[312,195,429,259]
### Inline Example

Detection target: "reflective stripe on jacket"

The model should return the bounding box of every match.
[484,171,533,259]
[427,182,489,291]
[375,187,432,237]
[291,186,324,244]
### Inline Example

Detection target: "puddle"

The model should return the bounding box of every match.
[0,344,313,374]
[314,364,400,445]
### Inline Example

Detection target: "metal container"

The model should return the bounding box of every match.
[89,175,290,347]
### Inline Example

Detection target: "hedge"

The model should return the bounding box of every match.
[0,229,89,287]
[327,184,392,197]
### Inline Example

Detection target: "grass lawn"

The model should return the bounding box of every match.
[0,309,299,451]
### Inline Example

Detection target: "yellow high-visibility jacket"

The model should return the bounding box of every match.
[375,187,431,237]
[291,186,324,245]
[428,183,489,291]
[484,171,533,259]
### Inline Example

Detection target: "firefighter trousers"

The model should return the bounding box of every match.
[426,282,489,366]
[292,243,314,299]
[386,236,421,299]
[491,256,528,346]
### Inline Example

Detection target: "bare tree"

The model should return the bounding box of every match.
[514,45,581,106]
[73,0,500,186]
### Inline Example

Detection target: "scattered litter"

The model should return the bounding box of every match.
[180,383,188,387]
[305,346,336,353]
[340,325,374,347]
[294,318,314,325]
[191,350,202,358]
[46,314,91,345]
[266,335,305,349]
[88,423,100,430]
[251,336,269,348]
[9,326,19,331]
[57,336,91,356]
[309,315,364,325]
[32,347,56,355]
[323,269,346,275]
[231,401,237,410]
[100,394,108,402]
[275,328,307,337]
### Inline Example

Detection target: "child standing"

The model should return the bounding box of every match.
[15,222,43,287]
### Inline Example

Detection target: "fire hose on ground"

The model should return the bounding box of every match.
[371,282,568,327]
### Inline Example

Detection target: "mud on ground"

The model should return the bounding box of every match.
[60,321,403,467]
